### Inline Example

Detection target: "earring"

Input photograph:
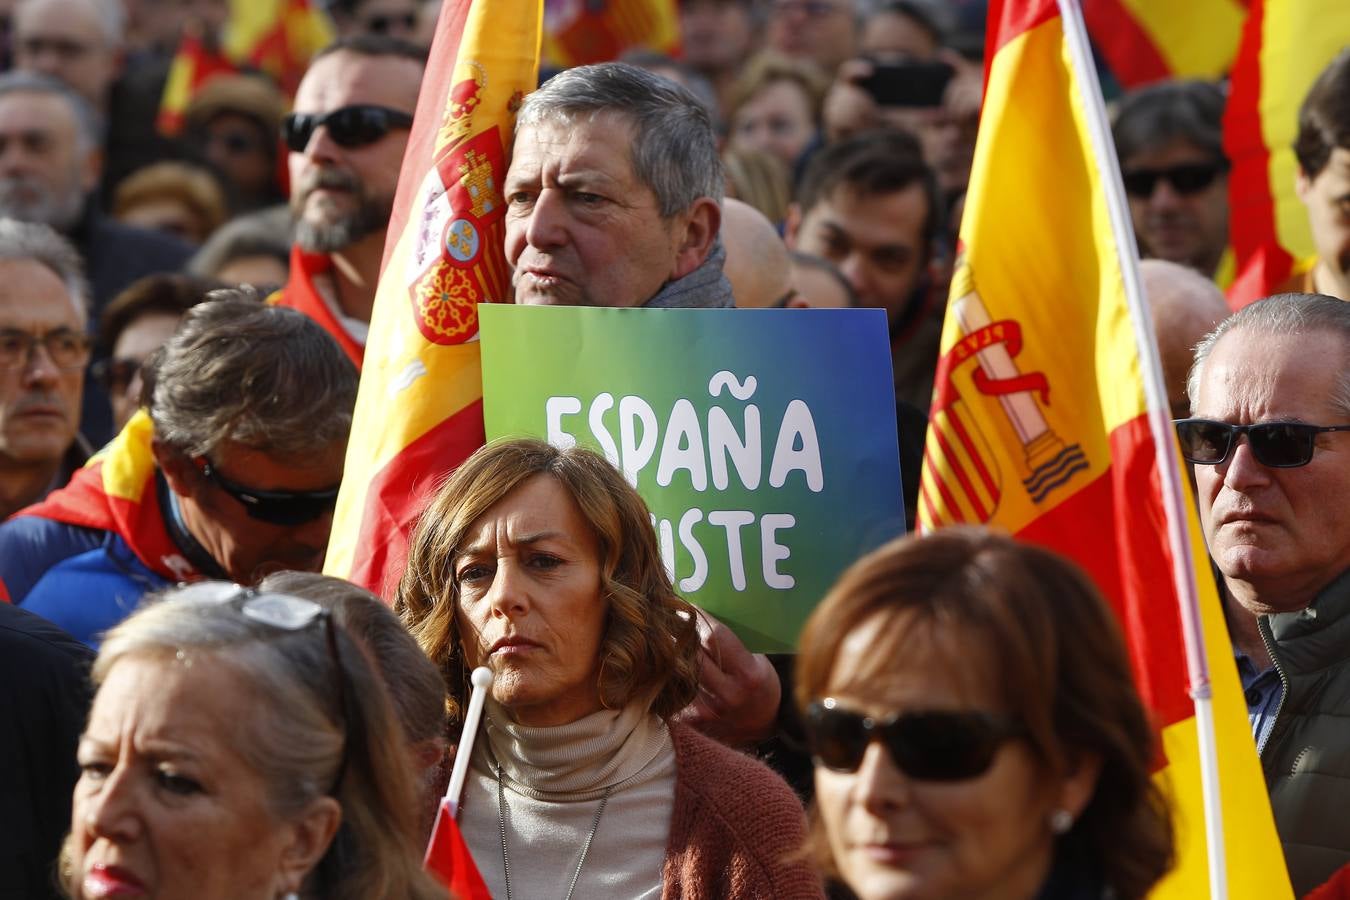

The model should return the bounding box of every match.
[1049,808,1074,835]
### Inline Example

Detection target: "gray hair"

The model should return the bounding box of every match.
[144,288,358,460]
[186,206,292,281]
[15,0,126,47]
[0,217,88,320]
[1187,292,1350,417]
[89,584,444,900]
[0,70,102,150]
[517,62,724,216]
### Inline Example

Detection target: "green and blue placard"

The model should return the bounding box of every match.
[480,306,904,652]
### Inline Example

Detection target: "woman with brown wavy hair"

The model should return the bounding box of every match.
[397,438,822,899]
[795,527,1174,900]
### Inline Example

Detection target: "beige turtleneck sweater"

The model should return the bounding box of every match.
[458,699,676,899]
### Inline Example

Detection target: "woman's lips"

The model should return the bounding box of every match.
[83,864,147,898]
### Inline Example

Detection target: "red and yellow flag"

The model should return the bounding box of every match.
[919,2,1289,896]
[1082,0,1245,88]
[1223,0,1350,307]
[541,0,679,68]
[226,0,335,97]
[157,28,237,135]
[323,0,542,595]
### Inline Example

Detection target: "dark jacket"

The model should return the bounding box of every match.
[1257,567,1350,895]
[0,604,95,900]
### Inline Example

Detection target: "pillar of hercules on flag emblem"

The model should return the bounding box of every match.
[921,260,1089,527]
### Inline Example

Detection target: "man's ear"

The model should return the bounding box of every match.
[152,439,197,498]
[783,202,803,249]
[276,797,342,895]
[1295,165,1312,205]
[81,144,104,195]
[670,197,721,281]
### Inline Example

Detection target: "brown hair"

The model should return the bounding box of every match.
[726,50,830,128]
[795,527,1173,900]
[112,161,229,243]
[396,439,700,733]
[1294,48,1350,179]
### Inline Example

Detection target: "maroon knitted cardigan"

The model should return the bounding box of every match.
[661,723,824,899]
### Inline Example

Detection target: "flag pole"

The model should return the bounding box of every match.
[446,666,494,820]
[1055,1,1227,897]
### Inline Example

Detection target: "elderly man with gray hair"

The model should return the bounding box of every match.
[0,290,357,647]
[0,218,92,520]
[1177,292,1350,893]
[505,61,731,309]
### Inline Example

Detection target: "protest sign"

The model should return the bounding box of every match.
[480,306,904,652]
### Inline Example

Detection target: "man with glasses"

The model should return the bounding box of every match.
[1178,291,1350,894]
[765,0,858,78]
[330,0,422,43]
[272,35,425,368]
[1113,79,1231,282]
[0,218,90,520]
[0,291,358,648]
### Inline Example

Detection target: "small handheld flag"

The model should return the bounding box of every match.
[424,667,493,897]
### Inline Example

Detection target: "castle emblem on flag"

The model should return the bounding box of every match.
[922,262,1089,526]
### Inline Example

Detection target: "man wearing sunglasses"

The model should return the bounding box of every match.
[1113,79,1231,282]
[0,292,359,648]
[272,35,425,368]
[1180,292,1350,894]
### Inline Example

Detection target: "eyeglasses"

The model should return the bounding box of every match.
[364,11,418,34]
[0,327,91,371]
[196,456,339,525]
[772,0,845,15]
[90,357,140,393]
[1121,162,1226,198]
[804,698,1024,780]
[282,104,414,153]
[174,582,352,793]
[1175,418,1350,468]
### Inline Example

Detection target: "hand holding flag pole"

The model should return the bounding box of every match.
[423,667,494,897]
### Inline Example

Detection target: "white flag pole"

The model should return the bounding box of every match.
[446,666,494,820]
[1055,1,1226,897]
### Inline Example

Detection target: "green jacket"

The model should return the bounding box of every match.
[1258,567,1350,896]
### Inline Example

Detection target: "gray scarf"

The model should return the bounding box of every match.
[641,238,735,309]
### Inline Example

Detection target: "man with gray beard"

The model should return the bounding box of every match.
[0,71,191,443]
[0,72,190,313]
[270,36,425,369]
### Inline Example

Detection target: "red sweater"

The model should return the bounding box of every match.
[662,724,824,899]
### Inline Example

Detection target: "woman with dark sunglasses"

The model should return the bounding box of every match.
[796,528,1173,900]
[60,583,447,900]
[398,438,823,899]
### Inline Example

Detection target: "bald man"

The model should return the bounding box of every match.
[1142,258,1230,419]
[722,197,795,308]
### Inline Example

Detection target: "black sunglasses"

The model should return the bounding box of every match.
[1175,418,1350,469]
[1121,162,1226,198]
[365,11,418,33]
[282,104,414,153]
[196,456,339,525]
[175,582,354,793]
[805,698,1024,781]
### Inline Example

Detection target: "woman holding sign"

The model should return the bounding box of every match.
[397,438,822,899]
[795,528,1174,900]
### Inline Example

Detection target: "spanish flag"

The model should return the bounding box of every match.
[1082,0,1244,89]
[322,0,542,594]
[156,27,237,135]
[918,2,1289,896]
[225,0,334,97]
[1223,0,1350,307]
[541,0,679,68]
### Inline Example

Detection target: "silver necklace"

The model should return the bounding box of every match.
[496,764,614,900]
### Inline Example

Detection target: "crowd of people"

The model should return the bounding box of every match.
[0,0,1347,897]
